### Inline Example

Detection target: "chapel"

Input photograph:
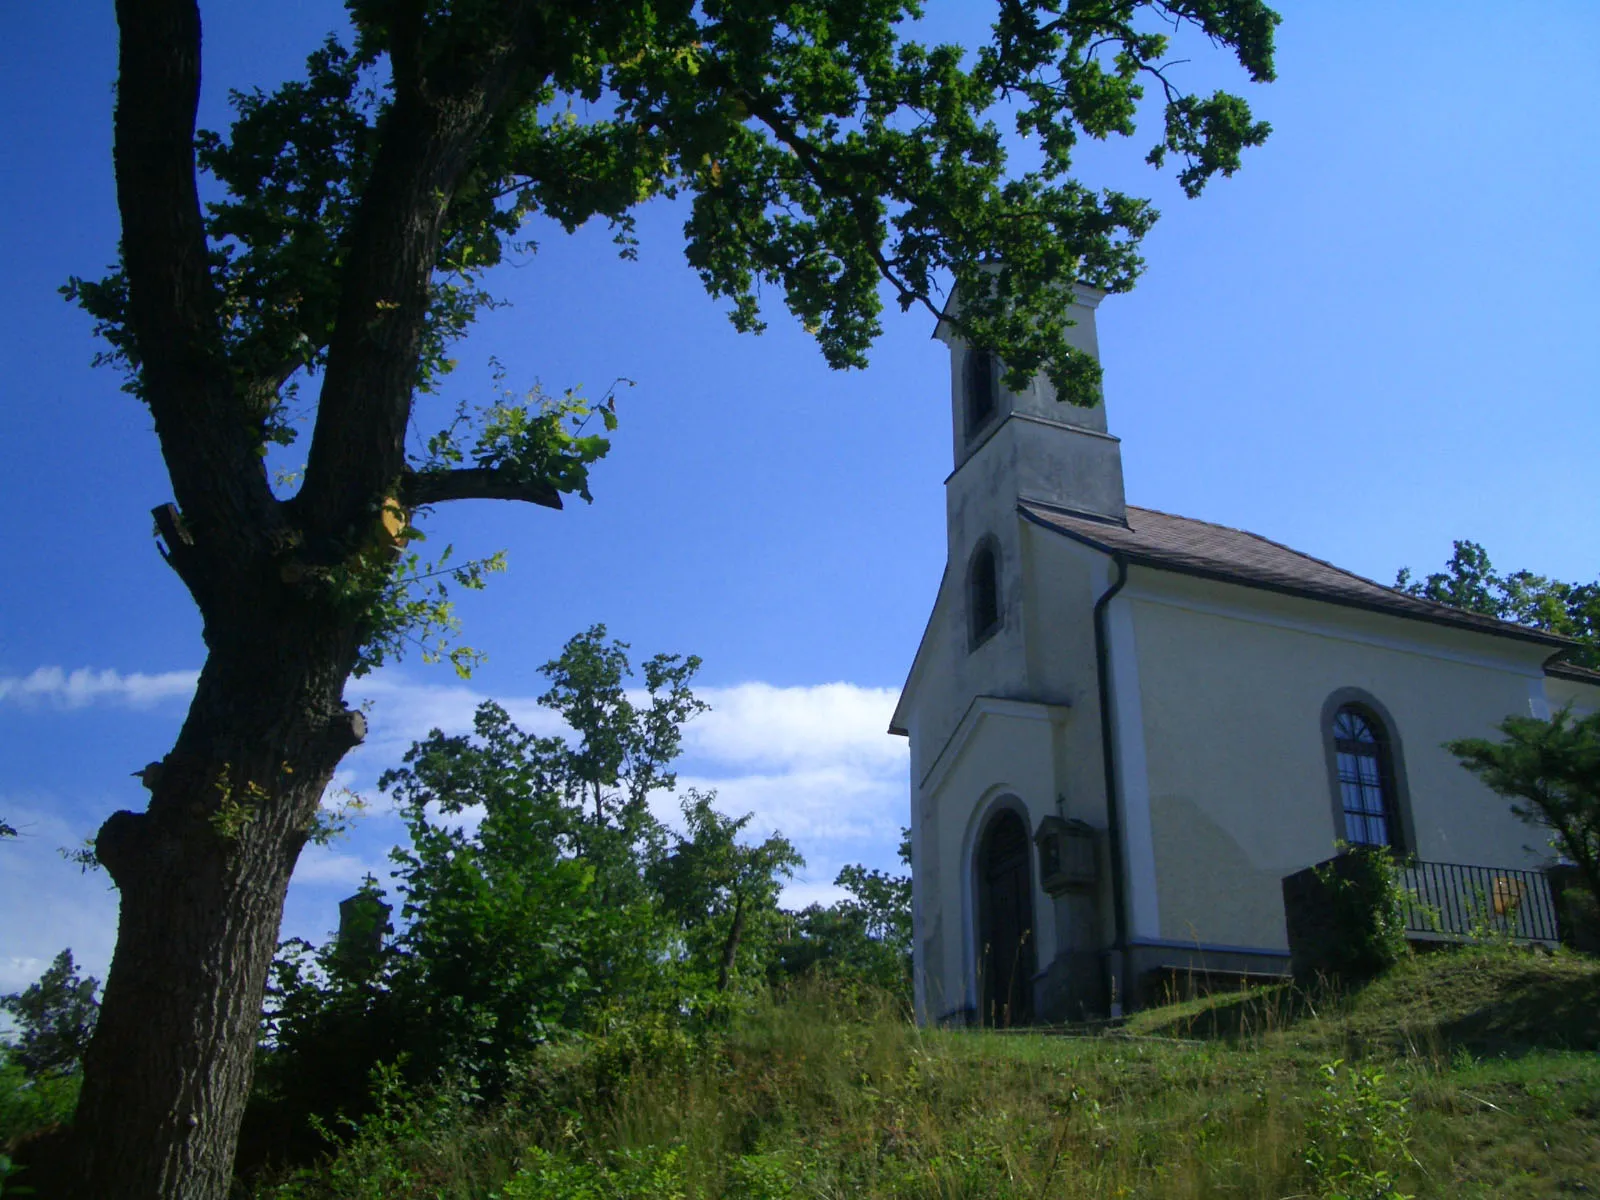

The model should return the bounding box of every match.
[889,286,1600,1024]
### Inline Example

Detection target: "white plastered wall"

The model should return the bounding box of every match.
[900,518,1116,1022]
[914,702,1063,1022]
[1123,569,1561,953]
[1545,674,1600,718]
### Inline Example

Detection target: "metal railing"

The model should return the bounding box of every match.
[1396,860,1561,944]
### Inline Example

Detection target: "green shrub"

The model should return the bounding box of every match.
[1303,1059,1415,1200]
[498,1144,690,1200]
[0,1052,80,1148]
[497,1142,801,1200]
[1314,846,1409,984]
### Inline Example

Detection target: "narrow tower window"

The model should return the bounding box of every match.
[965,348,996,437]
[968,540,1000,648]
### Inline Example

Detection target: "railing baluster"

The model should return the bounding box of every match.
[1396,859,1558,945]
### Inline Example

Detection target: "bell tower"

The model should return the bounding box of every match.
[936,284,1125,525]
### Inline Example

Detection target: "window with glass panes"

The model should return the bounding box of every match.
[1333,707,1399,849]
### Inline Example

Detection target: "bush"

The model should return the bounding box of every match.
[1286,847,1408,987]
[1303,1059,1415,1200]
[0,1051,80,1148]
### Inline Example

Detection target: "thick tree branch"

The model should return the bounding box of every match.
[398,468,562,510]
[114,0,285,602]
[298,19,547,546]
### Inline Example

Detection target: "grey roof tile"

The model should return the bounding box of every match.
[1018,500,1574,651]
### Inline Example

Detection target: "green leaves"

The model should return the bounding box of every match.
[349,544,509,679]
[196,37,379,401]
[1397,540,1600,669]
[536,623,709,823]
[772,830,912,997]
[348,628,721,1091]
[652,792,803,991]
[1448,707,1600,911]
[417,370,624,508]
[0,950,101,1078]
[1303,1059,1416,1200]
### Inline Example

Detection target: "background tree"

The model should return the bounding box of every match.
[249,627,756,1161]
[1447,709,1600,912]
[377,628,698,1081]
[653,793,804,994]
[773,828,913,998]
[68,1,1278,1191]
[1397,541,1600,669]
[0,951,101,1079]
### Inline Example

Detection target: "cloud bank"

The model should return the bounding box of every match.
[0,664,911,982]
[328,673,910,909]
[0,667,198,710]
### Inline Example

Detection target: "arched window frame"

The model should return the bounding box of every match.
[967,537,1002,650]
[964,347,998,439]
[1320,689,1414,856]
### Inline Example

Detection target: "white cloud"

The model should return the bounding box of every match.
[0,667,910,986]
[332,673,909,887]
[0,667,198,710]
[777,879,851,910]
[689,682,903,773]
[345,674,908,838]
[342,676,563,783]
[0,799,119,995]
[290,847,388,888]
[674,765,904,843]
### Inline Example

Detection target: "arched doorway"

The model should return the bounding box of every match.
[978,808,1036,1026]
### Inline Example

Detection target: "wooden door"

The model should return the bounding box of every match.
[979,809,1035,1026]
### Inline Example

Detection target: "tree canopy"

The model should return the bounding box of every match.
[72,2,1281,650]
[1397,540,1600,670]
[1448,707,1600,911]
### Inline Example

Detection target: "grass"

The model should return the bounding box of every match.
[244,944,1600,1200]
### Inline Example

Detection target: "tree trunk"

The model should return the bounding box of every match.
[717,898,747,993]
[68,626,365,1199]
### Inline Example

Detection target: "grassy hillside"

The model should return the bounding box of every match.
[240,945,1596,1198]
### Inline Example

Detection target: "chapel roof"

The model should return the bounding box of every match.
[1018,500,1577,654]
[1546,659,1600,684]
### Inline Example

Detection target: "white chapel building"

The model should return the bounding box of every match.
[889,286,1600,1025]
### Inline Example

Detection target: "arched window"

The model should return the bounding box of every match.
[1332,706,1403,851]
[968,540,1000,648]
[964,348,996,437]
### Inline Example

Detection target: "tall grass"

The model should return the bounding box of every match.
[247,945,1600,1200]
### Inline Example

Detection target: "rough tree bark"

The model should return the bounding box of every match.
[67,2,542,1194]
[74,637,366,1195]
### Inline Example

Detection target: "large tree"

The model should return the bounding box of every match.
[67,0,1277,1193]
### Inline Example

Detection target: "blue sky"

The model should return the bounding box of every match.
[2,2,1597,994]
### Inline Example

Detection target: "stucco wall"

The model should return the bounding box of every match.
[1123,572,1557,953]
[902,519,1118,1021]
[1546,673,1600,717]
[915,705,1063,1022]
